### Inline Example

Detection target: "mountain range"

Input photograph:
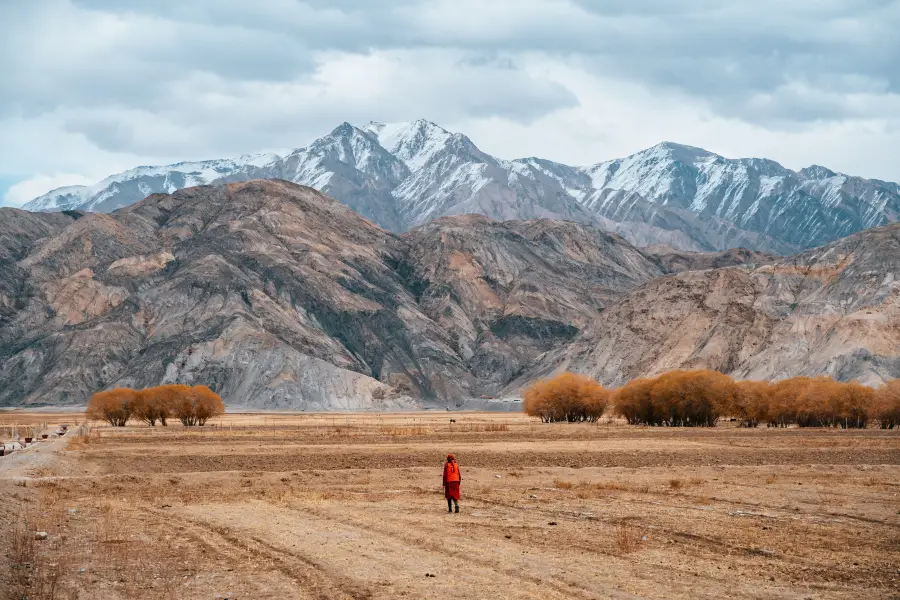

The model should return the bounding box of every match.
[23,120,900,255]
[3,179,900,409]
[0,180,663,408]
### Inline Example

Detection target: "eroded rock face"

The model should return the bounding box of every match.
[517,223,900,388]
[0,180,661,408]
[403,216,662,393]
[645,246,776,274]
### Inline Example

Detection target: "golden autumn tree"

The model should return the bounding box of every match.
[612,378,657,425]
[731,380,772,427]
[130,389,156,426]
[647,369,734,427]
[190,385,225,426]
[524,373,610,423]
[874,379,900,429]
[86,388,137,426]
[823,381,874,429]
[611,371,878,429]
[172,385,225,426]
[789,377,874,428]
[87,384,224,427]
[144,384,192,426]
[766,376,817,427]
[133,385,185,426]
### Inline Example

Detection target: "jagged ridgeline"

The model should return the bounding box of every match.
[0,180,662,408]
[24,120,900,254]
[4,179,900,409]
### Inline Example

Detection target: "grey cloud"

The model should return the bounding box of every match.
[54,44,578,157]
[2,0,899,166]
[1,2,319,119]
[63,114,140,154]
[66,0,900,127]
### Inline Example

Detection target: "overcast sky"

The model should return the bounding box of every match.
[1,0,899,207]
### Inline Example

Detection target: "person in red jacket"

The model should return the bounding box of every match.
[443,454,461,513]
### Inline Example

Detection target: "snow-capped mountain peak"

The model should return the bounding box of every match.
[20,120,900,254]
[800,165,839,180]
[362,119,453,172]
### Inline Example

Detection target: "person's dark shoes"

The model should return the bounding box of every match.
[455,505,459,513]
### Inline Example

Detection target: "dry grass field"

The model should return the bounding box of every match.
[1,412,898,599]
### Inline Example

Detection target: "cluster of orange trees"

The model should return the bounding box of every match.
[525,370,900,428]
[86,385,225,427]
[523,373,610,423]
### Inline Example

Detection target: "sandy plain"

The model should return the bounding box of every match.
[1,411,898,599]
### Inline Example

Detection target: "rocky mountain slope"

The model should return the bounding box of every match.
[1,180,662,408]
[24,121,900,254]
[515,222,900,388]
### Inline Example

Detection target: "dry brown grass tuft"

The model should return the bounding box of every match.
[451,423,510,432]
[669,478,683,490]
[595,481,625,491]
[554,479,574,490]
[7,504,70,600]
[575,488,596,500]
[381,425,430,436]
[615,524,640,554]
[66,430,101,450]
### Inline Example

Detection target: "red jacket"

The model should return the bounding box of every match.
[443,460,461,484]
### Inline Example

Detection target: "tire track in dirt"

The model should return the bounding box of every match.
[288,497,878,600]
[463,493,881,586]
[173,502,616,600]
[284,503,619,600]
[147,507,375,600]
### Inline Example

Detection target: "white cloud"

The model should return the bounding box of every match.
[1,0,899,206]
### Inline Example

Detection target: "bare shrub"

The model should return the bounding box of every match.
[381,425,429,436]
[614,524,639,554]
[452,423,509,433]
[553,479,574,490]
[669,478,683,490]
[523,373,611,423]
[7,508,68,600]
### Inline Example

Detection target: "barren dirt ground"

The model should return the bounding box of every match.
[1,412,899,599]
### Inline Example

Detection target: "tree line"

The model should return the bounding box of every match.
[524,370,900,428]
[86,385,225,427]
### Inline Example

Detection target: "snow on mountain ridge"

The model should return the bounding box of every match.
[24,151,286,213]
[363,119,453,173]
[21,124,900,254]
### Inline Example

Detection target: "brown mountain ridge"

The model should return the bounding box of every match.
[2,179,895,409]
[1,180,667,408]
